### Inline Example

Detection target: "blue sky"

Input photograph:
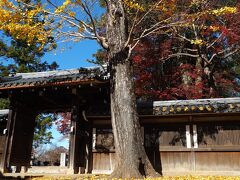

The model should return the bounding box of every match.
[50,124,69,149]
[44,39,101,149]
[0,0,105,149]
[0,36,101,148]
[42,40,101,69]
[0,38,102,149]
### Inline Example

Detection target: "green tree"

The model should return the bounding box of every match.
[0,0,58,76]
[0,0,59,149]
[0,33,58,76]
[33,114,55,149]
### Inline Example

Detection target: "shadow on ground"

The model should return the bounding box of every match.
[0,172,43,180]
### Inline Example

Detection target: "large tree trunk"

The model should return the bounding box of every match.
[106,0,158,178]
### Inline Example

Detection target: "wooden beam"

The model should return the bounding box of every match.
[68,95,93,174]
[186,125,191,148]
[69,96,88,174]
[68,103,80,174]
[86,124,93,173]
[0,109,14,173]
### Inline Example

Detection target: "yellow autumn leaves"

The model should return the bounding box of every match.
[0,0,238,51]
[190,6,237,46]
[123,0,144,12]
[55,0,72,14]
[31,175,240,180]
[211,7,237,16]
[0,0,50,50]
[191,39,204,45]
[122,1,237,15]
[0,0,15,9]
[54,0,76,18]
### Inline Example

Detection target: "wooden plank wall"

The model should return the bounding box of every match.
[160,151,192,172]
[148,150,240,172]
[91,150,240,173]
[0,122,6,165]
[91,116,240,174]
[0,135,4,162]
[92,152,115,173]
[195,152,240,171]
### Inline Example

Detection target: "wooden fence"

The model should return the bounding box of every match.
[91,117,240,174]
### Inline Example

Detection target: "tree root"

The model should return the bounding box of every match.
[144,158,161,178]
[110,164,143,179]
[109,158,161,179]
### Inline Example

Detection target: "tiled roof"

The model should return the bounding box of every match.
[0,67,109,90]
[153,97,240,115]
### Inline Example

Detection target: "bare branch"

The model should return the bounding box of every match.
[45,0,95,32]
[185,48,198,52]
[223,48,240,59]
[124,9,139,48]
[135,0,163,27]
[81,1,108,49]
[168,52,200,58]
[200,46,240,65]
[176,33,192,43]
[130,21,183,50]
[207,32,224,49]
[56,30,97,40]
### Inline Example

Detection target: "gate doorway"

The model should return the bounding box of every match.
[0,68,109,174]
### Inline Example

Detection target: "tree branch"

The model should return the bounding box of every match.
[81,1,108,49]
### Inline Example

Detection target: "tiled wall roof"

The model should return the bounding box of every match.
[153,98,240,115]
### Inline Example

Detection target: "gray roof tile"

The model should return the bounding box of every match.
[153,97,240,115]
[0,66,108,90]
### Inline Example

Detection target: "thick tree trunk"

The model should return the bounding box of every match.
[106,0,158,178]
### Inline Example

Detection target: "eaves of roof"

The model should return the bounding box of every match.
[153,97,240,115]
[0,67,109,90]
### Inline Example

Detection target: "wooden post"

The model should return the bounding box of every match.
[68,93,92,174]
[68,104,80,174]
[186,125,191,148]
[0,109,14,173]
[192,124,198,148]
[10,107,36,169]
[92,128,96,150]
[0,105,36,174]
[78,110,91,174]
[86,122,93,174]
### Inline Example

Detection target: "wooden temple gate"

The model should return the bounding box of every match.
[0,68,240,175]
[0,68,110,174]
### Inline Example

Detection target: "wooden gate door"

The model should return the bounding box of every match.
[7,106,36,171]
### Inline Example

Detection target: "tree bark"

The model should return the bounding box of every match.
[106,0,158,178]
[181,63,192,93]
[195,57,203,96]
